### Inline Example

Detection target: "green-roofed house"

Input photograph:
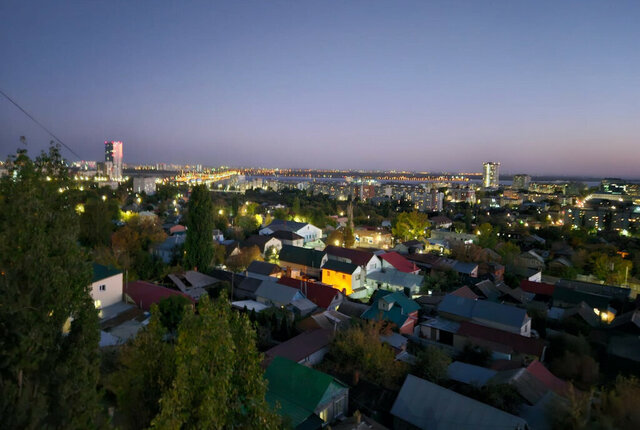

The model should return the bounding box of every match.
[265,357,349,429]
[91,263,123,314]
[362,290,420,334]
[279,245,328,279]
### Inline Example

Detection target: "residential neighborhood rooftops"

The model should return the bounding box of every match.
[391,374,528,430]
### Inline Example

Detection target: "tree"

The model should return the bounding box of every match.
[327,227,355,248]
[184,185,215,271]
[112,305,177,430]
[421,269,462,293]
[457,343,491,367]
[477,223,498,249]
[292,196,301,215]
[0,147,102,428]
[322,320,408,389]
[79,196,115,248]
[597,375,640,429]
[392,211,431,241]
[497,241,521,266]
[157,295,192,333]
[111,214,166,274]
[226,245,263,272]
[152,296,280,428]
[412,346,451,383]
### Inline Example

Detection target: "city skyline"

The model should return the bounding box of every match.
[1,1,639,176]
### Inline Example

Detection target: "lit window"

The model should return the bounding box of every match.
[318,407,329,422]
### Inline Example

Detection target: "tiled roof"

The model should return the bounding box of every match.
[124,281,193,311]
[380,252,418,273]
[278,277,341,308]
[324,245,376,267]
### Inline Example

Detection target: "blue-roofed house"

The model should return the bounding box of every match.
[438,295,532,337]
[362,290,420,334]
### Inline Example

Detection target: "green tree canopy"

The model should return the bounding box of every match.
[0,147,102,428]
[184,185,215,271]
[392,211,431,242]
[412,346,451,383]
[152,295,280,428]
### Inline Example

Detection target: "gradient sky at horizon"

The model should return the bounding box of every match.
[1,1,639,177]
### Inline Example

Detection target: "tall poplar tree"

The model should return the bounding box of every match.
[0,147,102,428]
[184,184,215,271]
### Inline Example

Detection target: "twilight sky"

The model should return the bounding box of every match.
[1,1,639,177]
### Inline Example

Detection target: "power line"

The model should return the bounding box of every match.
[0,88,82,160]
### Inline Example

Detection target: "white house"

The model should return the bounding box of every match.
[91,263,124,314]
[259,219,322,244]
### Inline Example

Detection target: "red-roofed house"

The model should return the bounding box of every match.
[455,321,546,361]
[277,277,344,310]
[124,281,195,311]
[526,360,569,396]
[380,252,420,274]
[520,280,555,297]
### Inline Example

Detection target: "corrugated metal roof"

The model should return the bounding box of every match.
[390,374,528,430]
[447,361,497,386]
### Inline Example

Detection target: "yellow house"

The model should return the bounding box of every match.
[321,260,362,296]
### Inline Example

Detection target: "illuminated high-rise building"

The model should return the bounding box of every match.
[482,162,500,188]
[104,141,123,181]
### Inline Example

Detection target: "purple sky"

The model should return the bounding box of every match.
[1,1,639,177]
